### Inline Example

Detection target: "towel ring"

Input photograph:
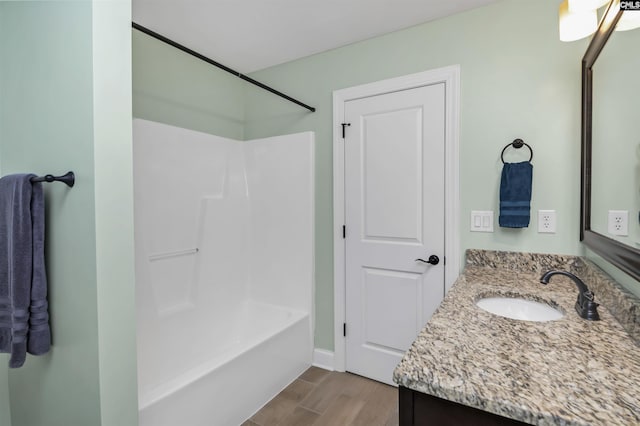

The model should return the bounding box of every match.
[500,139,533,164]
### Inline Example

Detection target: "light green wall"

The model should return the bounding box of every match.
[0,1,136,425]
[0,12,10,418]
[244,0,588,350]
[93,1,138,425]
[0,96,9,425]
[0,131,9,426]
[133,29,246,139]
[0,357,9,426]
[0,2,101,424]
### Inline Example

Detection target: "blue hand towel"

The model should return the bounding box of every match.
[499,161,533,228]
[0,174,50,368]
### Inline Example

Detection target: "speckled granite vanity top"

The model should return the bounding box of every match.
[393,250,640,425]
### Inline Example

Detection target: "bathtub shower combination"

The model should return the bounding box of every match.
[133,119,314,426]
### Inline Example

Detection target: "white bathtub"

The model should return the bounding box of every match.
[133,120,315,426]
[138,302,311,426]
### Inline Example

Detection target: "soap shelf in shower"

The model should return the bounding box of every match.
[148,248,199,262]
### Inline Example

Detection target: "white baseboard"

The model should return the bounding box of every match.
[312,348,334,371]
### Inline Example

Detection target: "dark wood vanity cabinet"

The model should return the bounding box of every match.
[399,387,528,426]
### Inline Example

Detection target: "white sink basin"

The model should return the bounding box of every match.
[475,297,564,322]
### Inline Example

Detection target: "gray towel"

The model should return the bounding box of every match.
[0,174,50,368]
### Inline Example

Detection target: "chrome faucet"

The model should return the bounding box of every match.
[540,270,600,321]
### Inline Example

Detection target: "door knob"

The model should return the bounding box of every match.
[415,255,439,265]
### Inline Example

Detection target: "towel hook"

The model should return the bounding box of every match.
[500,139,533,164]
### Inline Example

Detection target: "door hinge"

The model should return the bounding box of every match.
[343,323,346,337]
[341,122,351,139]
[342,225,346,239]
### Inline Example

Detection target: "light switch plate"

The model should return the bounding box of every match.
[470,211,494,232]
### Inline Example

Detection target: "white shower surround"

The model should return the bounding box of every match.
[133,119,314,426]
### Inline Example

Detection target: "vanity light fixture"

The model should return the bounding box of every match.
[559,0,598,41]
[561,0,640,41]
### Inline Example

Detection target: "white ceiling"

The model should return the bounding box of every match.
[133,0,499,73]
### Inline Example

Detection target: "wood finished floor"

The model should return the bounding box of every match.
[242,367,399,426]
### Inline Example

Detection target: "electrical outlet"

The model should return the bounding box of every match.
[470,211,494,232]
[608,210,628,236]
[538,210,556,233]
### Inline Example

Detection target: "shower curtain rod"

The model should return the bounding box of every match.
[132,22,316,113]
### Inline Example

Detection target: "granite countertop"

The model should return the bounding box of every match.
[393,250,640,426]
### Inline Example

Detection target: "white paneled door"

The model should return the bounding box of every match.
[344,84,446,385]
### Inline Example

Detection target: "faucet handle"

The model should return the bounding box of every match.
[576,291,600,321]
[584,300,601,321]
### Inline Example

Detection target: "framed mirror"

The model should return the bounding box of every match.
[581,0,640,281]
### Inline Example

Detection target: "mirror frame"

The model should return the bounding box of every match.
[581,0,640,281]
